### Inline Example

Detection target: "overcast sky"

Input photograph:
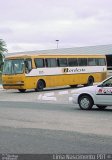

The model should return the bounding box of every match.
[0,0,112,53]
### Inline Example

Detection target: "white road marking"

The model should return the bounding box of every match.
[42,96,56,101]
[44,92,55,96]
[59,91,68,95]
[71,90,78,93]
[38,94,42,100]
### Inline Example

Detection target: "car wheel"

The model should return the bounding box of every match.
[96,105,107,110]
[35,80,45,92]
[78,95,93,110]
[18,89,26,93]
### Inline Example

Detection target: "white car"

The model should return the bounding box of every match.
[72,76,112,110]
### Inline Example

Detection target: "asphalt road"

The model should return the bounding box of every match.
[0,101,112,153]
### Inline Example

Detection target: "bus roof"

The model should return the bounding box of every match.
[5,53,106,59]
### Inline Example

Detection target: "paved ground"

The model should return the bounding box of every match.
[0,86,79,104]
[0,101,112,153]
[0,73,112,154]
[0,100,112,137]
[1,126,112,153]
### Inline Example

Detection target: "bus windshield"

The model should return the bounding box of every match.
[3,59,24,75]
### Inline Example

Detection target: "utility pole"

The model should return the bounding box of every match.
[55,40,59,49]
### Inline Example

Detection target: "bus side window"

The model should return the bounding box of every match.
[25,59,32,73]
[68,58,78,66]
[34,58,45,68]
[57,58,68,67]
[96,58,106,66]
[78,58,87,66]
[45,58,57,67]
[88,58,97,66]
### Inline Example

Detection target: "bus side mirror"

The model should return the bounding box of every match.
[1,62,4,65]
[0,62,4,67]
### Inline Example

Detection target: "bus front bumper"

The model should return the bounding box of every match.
[3,82,25,89]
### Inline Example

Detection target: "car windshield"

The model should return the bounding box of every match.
[3,59,24,75]
[102,77,112,87]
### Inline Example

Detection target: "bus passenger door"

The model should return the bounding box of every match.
[25,59,32,74]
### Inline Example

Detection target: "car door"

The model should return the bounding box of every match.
[95,77,112,105]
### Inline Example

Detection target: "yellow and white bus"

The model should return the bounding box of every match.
[2,53,107,92]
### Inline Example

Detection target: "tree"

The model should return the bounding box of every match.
[0,39,8,71]
[0,39,8,54]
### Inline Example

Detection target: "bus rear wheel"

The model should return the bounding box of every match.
[35,80,45,92]
[18,89,26,93]
[84,76,94,86]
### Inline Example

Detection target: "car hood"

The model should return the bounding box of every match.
[73,85,97,93]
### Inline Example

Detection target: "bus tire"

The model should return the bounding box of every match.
[35,80,45,92]
[78,95,93,110]
[84,76,94,86]
[18,89,26,93]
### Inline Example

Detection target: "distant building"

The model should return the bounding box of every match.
[7,44,112,70]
